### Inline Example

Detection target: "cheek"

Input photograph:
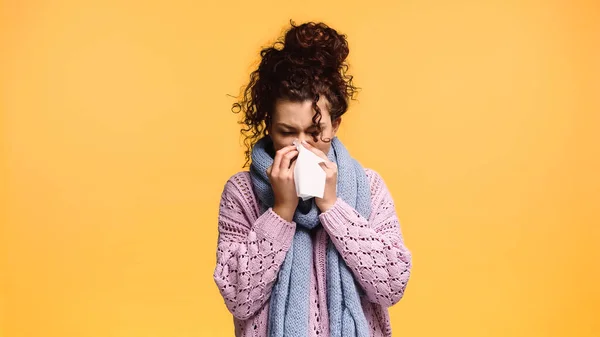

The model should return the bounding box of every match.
[271,139,284,151]
[270,134,293,151]
[316,143,331,155]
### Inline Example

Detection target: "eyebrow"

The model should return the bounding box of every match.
[276,123,326,129]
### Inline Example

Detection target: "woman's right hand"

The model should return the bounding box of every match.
[267,145,299,222]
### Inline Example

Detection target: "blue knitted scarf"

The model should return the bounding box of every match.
[250,136,371,337]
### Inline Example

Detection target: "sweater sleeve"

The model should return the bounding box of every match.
[318,169,412,307]
[213,174,296,320]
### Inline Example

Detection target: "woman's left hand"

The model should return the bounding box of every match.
[301,140,337,212]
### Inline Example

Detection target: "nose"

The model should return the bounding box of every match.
[297,134,308,144]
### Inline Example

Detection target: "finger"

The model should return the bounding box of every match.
[266,165,272,176]
[318,161,331,172]
[319,160,335,168]
[290,152,298,166]
[289,159,297,176]
[280,150,298,171]
[272,145,296,174]
[301,140,328,161]
[275,144,297,158]
[319,162,337,179]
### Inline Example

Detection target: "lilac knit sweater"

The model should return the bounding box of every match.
[213,168,412,337]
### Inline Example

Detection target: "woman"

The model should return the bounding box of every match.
[213,21,412,337]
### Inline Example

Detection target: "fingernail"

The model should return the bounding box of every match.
[301,140,308,144]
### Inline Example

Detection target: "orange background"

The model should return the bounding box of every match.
[1,0,599,336]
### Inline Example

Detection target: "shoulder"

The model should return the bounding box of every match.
[219,171,259,215]
[363,167,384,186]
[221,171,252,197]
[363,167,392,200]
[225,171,251,187]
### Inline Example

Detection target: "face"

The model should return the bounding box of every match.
[268,98,341,155]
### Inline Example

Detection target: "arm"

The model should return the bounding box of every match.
[213,177,296,320]
[319,170,412,307]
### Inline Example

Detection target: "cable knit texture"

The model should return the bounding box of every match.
[214,168,412,337]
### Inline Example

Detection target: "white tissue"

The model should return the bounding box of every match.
[293,140,326,201]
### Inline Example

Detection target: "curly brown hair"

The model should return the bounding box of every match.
[232,20,359,167]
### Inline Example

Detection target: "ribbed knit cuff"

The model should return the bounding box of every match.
[253,208,297,248]
[318,198,359,236]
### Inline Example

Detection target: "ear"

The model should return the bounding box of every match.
[331,117,342,136]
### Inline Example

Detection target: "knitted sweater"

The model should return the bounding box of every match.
[213,168,412,337]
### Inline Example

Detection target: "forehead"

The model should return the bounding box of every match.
[272,99,331,126]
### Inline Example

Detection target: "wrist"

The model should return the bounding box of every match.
[317,198,336,212]
[272,204,295,222]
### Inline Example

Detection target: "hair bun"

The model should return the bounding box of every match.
[283,21,349,70]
